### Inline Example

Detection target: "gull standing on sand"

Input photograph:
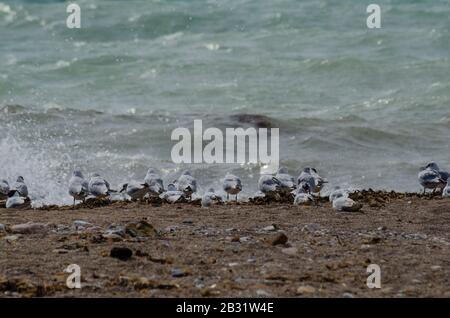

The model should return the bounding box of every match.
[222,173,242,201]
[160,183,185,204]
[12,176,28,197]
[69,171,89,207]
[176,170,197,200]
[201,188,223,208]
[309,168,328,193]
[297,168,316,194]
[418,162,447,193]
[0,179,10,200]
[293,188,314,206]
[88,173,113,197]
[119,182,149,201]
[144,168,164,195]
[258,175,281,196]
[6,190,31,209]
[275,167,296,194]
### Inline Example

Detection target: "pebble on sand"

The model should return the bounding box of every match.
[125,220,158,238]
[110,247,133,261]
[10,222,48,234]
[4,235,20,243]
[171,268,189,278]
[281,247,298,256]
[296,285,316,295]
[269,232,288,246]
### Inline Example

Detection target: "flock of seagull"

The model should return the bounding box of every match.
[1,161,449,211]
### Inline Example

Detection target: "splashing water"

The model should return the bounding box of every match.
[0,134,73,207]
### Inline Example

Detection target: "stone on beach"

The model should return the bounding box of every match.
[296,285,316,295]
[268,232,288,246]
[125,220,158,238]
[110,247,133,261]
[10,222,49,234]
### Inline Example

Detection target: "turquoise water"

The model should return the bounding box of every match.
[1,0,450,205]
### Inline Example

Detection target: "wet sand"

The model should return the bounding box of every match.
[0,191,449,298]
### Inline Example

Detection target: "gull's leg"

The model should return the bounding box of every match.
[227,193,229,201]
[73,198,76,208]
[235,194,238,201]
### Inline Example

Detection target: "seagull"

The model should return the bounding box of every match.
[258,175,281,196]
[119,182,149,201]
[418,162,446,194]
[222,173,242,201]
[293,188,314,206]
[175,170,197,199]
[442,180,450,198]
[329,186,348,203]
[6,190,31,209]
[88,173,113,198]
[0,179,9,200]
[144,168,164,195]
[201,188,223,208]
[309,168,328,193]
[297,168,316,194]
[275,167,296,194]
[68,171,89,207]
[12,176,28,197]
[160,183,185,204]
[332,196,362,212]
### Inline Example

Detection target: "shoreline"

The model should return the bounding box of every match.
[2,189,447,211]
[1,191,449,298]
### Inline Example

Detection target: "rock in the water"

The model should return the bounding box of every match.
[10,222,48,234]
[229,114,273,128]
[269,232,288,246]
[342,292,354,298]
[125,221,158,238]
[110,247,133,261]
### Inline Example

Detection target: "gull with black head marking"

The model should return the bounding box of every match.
[201,188,223,208]
[293,187,314,206]
[297,168,316,194]
[418,162,446,194]
[175,170,197,200]
[160,183,185,204]
[120,182,149,201]
[6,190,31,209]
[144,168,165,196]
[258,175,281,199]
[12,176,28,197]
[275,167,296,195]
[88,173,115,198]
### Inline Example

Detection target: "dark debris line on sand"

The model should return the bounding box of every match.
[0,191,449,298]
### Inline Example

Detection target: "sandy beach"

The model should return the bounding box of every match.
[1,191,449,298]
